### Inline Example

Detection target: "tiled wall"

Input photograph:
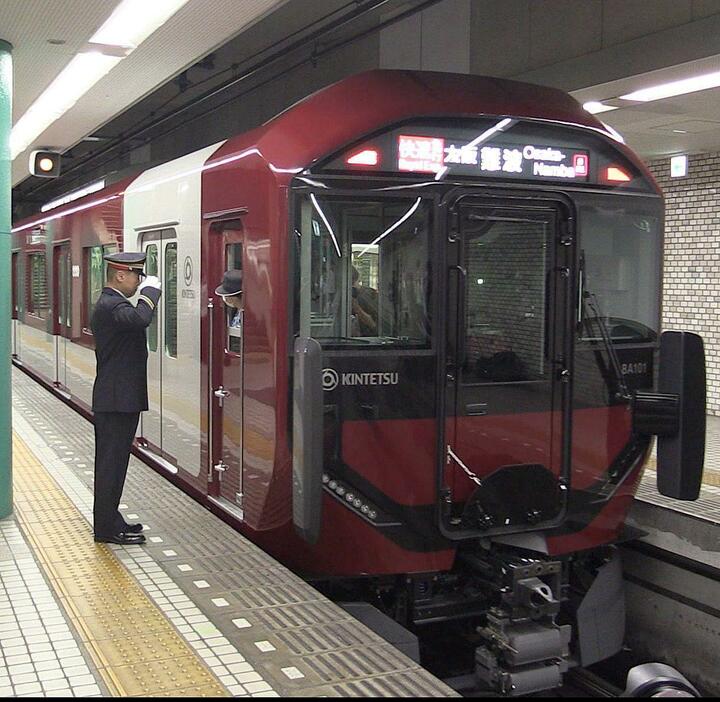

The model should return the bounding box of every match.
[648,153,720,415]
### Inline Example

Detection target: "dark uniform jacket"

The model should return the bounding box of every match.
[91,286,162,413]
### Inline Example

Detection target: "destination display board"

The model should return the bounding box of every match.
[396,134,590,181]
[318,119,651,191]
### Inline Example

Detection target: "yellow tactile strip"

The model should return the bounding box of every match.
[12,433,229,698]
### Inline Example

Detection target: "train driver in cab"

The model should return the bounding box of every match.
[215,270,243,353]
[351,265,378,337]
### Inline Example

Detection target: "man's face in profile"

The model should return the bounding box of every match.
[222,293,243,310]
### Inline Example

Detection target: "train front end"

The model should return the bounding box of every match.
[282,74,705,693]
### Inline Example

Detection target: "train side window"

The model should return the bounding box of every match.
[225,243,242,354]
[27,253,49,320]
[165,242,178,358]
[146,244,159,352]
[84,244,117,330]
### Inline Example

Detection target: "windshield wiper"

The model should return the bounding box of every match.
[582,289,631,402]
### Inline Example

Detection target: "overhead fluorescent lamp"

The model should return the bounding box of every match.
[41,179,106,212]
[11,0,191,162]
[91,0,192,49]
[620,69,720,102]
[583,101,618,114]
[11,52,122,159]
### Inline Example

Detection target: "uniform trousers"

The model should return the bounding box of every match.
[93,411,140,537]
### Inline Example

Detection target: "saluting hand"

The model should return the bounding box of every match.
[140,275,162,292]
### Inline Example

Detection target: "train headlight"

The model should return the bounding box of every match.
[328,480,337,490]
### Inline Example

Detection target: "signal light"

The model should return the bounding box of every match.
[29,150,61,178]
[606,166,631,182]
[346,149,379,166]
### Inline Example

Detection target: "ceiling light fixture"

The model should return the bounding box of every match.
[11,0,191,162]
[91,0,191,49]
[11,52,122,159]
[620,69,720,102]
[583,101,618,114]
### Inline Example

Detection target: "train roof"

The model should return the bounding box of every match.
[208,69,629,175]
[14,70,657,230]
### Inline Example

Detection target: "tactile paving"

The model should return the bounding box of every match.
[12,366,458,697]
[12,433,228,697]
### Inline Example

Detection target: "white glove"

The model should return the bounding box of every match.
[139,275,161,292]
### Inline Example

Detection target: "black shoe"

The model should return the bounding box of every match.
[94,532,146,545]
[124,522,144,534]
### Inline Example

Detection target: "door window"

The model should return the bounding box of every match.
[11,253,18,317]
[58,248,71,329]
[225,242,243,355]
[165,242,178,358]
[461,210,550,384]
[146,244,159,352]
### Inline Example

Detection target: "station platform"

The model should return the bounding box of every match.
[4,367,457,698]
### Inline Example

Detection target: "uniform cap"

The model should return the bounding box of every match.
[104,251,147,274]
[215,269,242,297]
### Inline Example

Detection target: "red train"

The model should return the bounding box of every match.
[11,70,705,694]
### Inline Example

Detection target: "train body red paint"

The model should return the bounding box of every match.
[12,70,674,691]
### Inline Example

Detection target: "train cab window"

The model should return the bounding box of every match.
[225,243,243,355]
[146,244,159,352]
[297,195,431,348]
[579,205,660,344]
[165,242,178,358]
[27,253,49,320]
[461,213,548,383]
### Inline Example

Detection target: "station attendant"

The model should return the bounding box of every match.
[91,252,162,545]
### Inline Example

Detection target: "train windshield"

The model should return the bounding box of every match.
[578,200,661,344]
[296,195,432,348]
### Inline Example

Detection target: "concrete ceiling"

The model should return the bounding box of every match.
[571,53,720,161]
[5,0,720,201]
[0,0,288,185]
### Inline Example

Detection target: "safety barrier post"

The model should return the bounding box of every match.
[0,40,12,518]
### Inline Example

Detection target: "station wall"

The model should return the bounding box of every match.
[648,154,720,415]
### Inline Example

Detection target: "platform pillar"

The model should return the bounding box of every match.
[0,40,12,518]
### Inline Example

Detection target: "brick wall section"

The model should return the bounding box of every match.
[648,153,720,415]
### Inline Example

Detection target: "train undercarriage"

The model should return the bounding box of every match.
[314,545,626,696]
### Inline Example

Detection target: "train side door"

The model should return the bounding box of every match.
[208,220,245,517]
[443,196,572,536]
[52,243,71,389]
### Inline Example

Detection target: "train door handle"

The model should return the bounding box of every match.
[214,462,228,479]
[214,386,230,406]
